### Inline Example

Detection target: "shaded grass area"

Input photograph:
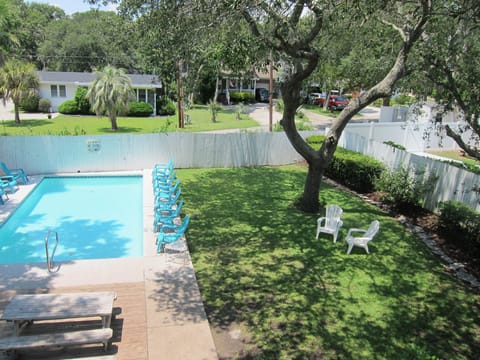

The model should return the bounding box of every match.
[0,106,258,135]
[177,166,480,359]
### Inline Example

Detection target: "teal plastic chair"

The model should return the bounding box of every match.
[154,189,182,211]
[153,200,184,232]
[154,178,180,197]
[155,183,182,206]
[0,187,6,205]
[153,159,174,178]
[156,215,190,253]
[1,178,17,194]
[0,162,28,184]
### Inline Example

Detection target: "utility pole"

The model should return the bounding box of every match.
[177,60,184,128]
[268,51,273,132]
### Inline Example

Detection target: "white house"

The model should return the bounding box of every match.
[37,71,163,114]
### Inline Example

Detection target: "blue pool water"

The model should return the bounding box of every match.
[0,176,143,264]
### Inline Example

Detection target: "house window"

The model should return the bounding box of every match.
[50,85,58,97]
[50,85,67,97]
[138,89,146,102]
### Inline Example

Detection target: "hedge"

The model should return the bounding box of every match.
[128,101,153,117]
[157,97,176,116]
[439,200,480,257]
[58,100,79,114]
[229,91,255,104]
[306,135,385,193]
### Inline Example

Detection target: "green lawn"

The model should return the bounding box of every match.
[176,166,480,359]
[429,149,480,167]
[0,105,259,135]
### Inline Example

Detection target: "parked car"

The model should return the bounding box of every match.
[255,88,269,103]
[309,92,326,105]
[326,95,349,110]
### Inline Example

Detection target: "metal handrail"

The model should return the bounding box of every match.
[45,230,60,273]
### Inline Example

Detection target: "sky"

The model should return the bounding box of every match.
[27,0,117,15]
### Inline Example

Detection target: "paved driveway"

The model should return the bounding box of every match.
[0,100,57,121]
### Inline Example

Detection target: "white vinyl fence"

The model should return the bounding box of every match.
[339,131,480,212]
[0,132,304,175]
[1,128,478,212]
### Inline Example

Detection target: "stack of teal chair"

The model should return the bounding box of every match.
[152,160,190,253]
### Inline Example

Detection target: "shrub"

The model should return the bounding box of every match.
[439,201,480,256]
[392,93,415,105]
[306,135,324,144]
[306,135,385,193]
[374,165,438,210]
[157,97,176,116]
[58,100,79,114]
[38,98,51,113]
[128,101,153,117]
[74,86,91,114]
[230,91,255,104]
[328,149,385,193]
[208,99,223,122]
[236,102,245,120]
[383,140,406,151]
[19,94,40,112]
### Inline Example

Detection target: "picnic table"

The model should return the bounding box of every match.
[1,291,116,335]
[0,291,116,354]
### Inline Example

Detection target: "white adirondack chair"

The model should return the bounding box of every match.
[316,204,344,243]
[345,220,380,254]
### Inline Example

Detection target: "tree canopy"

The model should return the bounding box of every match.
[411,0,480,159]
[37,10,138,72]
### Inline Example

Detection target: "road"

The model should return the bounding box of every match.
[245,102,380,132]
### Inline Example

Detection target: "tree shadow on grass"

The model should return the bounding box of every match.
[1,119,54,128]
[176,166,480,359]
[97,126,143,133]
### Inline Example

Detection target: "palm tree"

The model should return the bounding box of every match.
[0,59,39,124]
[86,65,134,131]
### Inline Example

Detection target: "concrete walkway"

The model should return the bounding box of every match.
[0,171,218,360]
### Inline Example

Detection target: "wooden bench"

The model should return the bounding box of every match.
[0,328,113,354]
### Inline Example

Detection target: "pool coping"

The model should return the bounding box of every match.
[0,170,218,359]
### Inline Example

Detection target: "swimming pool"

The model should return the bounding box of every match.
[0,176,143,264]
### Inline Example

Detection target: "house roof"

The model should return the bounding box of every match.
[37,71,162,88]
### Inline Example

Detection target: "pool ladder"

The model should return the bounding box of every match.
[45,230,60,273]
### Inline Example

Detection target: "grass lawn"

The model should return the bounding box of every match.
[428,149,480,167]
[176,166,480,359]
[0,105,259,135]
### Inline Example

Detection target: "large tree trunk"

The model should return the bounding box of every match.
[299,162,323,212]
[14,102,21,124]
[109,113,118,131]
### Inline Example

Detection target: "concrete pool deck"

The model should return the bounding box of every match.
[0,171,218,359]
